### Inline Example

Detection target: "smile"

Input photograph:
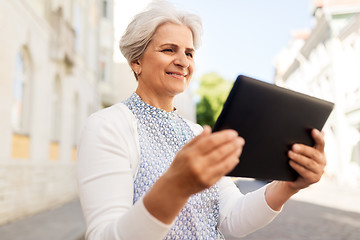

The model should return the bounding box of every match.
[167,72,187,78]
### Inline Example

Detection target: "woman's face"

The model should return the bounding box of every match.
[133,22,195,98]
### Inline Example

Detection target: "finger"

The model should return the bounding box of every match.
[185,125,212,147]
[288,150,321,174]
[312,129,325,152]
[289,160,321,183]
[206,137,244,164]
[177,146,242,190]
[207,150,241,180]
[292,144,323,165]
[194,129,239,154]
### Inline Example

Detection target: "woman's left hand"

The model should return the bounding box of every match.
[286,128,326,190]
[265,129,327,211]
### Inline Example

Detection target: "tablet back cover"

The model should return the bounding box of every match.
[213,75,334,181]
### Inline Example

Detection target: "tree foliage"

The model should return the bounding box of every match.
[196,73,232,127]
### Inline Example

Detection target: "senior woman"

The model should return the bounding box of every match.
[77,1,327,239]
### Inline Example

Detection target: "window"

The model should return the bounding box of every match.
[351,126,360,166]
[102,0,108,18]
[73,93,80,145]
[99,48,108,82]
[51,76,62,141]
[352,141,360,165]
[12,48,32,134]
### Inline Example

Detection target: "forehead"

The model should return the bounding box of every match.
[151,22,194,48]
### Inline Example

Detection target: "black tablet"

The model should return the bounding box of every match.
[213,75,334,181]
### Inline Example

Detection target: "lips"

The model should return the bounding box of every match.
[166,72,187,78]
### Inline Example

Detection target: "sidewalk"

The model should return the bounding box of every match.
[291,177,360,214]
[0,200,85,240]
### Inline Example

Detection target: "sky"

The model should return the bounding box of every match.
[114,0,313,83]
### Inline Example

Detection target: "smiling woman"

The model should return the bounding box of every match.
[77,1,327,239]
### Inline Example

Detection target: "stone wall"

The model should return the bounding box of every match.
[0,162,78,225]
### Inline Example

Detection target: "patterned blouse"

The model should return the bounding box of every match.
[123,93,224,239]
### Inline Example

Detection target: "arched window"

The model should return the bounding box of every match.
[12,47,32,134]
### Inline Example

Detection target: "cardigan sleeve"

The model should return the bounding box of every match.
[218,177,280,238]
[77,106,173,240]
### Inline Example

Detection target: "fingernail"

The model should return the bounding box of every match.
[230,130,238,137]
[203,125,211,132]
[293,144,300,151]
[288,150,295,157]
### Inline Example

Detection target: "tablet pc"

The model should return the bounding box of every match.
[213,75,334,181]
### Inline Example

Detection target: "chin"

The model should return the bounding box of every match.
[172,86,188,96]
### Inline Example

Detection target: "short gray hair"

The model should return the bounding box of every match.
[119,0,203,65]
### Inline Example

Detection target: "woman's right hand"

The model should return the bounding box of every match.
[143,126,244,224]
[165,125,245,197]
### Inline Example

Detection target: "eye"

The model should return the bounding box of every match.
[161,48,173,53]
[186,52,193,58]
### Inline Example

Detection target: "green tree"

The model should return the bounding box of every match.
[196,96,215,127]
[196,73,232,127]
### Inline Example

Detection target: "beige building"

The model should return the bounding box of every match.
[274,0,360,186]
[0,0,114,225]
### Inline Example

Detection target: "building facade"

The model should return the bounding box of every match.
[0,0,115,225]
[274,0,360,186]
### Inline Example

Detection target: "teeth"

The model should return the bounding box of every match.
[168,73,185,77]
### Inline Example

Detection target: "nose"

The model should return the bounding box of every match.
[174,53,190,68]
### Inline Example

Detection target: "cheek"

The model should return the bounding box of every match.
[152,54,170,67]
[142,54,167,73]
[189,62,195,76]
[190,59,195,69]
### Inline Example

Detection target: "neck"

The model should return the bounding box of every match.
[136,86,175,112]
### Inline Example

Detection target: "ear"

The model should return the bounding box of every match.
[130,60,142,76]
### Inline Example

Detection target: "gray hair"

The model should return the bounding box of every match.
[119,0,203,65]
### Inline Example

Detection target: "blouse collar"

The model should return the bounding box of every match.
[129,92,177,119]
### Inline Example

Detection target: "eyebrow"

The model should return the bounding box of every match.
[159,43,195,53]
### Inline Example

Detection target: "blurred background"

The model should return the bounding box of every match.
[0,0,360,239]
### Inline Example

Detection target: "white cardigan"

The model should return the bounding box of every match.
[77,103,279,240]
